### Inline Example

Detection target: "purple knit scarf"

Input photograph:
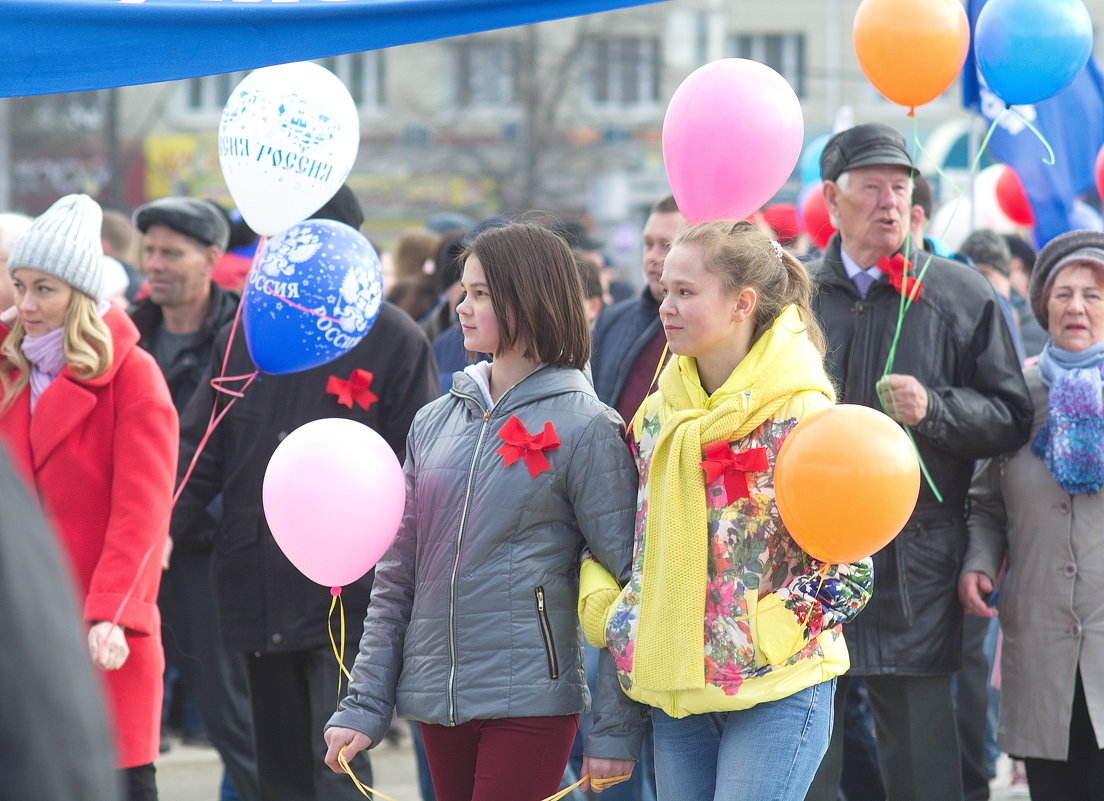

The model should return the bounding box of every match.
[20,326,66,411]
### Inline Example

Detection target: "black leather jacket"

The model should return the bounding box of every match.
[809,235,1032,674]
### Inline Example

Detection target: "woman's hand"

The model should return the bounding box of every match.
[958,571,998,618]
[323,727,373,774]
[87,622,129,670]
[580,756,635,793]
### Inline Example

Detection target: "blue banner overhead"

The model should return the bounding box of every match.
[0,0,667,98]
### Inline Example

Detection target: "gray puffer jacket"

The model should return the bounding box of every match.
[328,364,647,760]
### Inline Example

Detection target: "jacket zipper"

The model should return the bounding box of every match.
[445,380,534,724]
[446,399,490,726]
[534,586,559,679]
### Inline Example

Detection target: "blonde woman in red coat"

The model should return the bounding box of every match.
[0,194,177,801]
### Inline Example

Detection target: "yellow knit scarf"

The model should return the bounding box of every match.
[631,305,836,690]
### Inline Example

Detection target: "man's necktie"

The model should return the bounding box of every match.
[853,270,875,299]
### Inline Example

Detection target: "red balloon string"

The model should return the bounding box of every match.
[106,252,262,640]
[269,291,342,325]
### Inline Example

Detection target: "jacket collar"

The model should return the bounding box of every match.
[450,363,595,417]
[818,233,919,294]
[131,281,239,347]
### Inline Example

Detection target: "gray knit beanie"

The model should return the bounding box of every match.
[8,194,105,300]
[1031,229,1104,329]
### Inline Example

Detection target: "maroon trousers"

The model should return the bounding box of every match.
[420,715,579,801]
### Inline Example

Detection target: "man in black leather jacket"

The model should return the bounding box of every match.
[803,124,1032,801]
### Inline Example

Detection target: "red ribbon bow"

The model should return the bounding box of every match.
[700,442,769,502]
[878,253,922,301]
[496,415,560,478]
[325,369,377,410]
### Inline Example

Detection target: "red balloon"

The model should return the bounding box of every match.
[763,203,800,244]
[1095,144,1104,203]
[994,165,1034,227]
[800,184,836,250]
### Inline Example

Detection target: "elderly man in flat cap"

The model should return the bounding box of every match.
[803,124,1033,801]
[129,196,260,801]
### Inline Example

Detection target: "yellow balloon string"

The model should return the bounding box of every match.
[337,746,402,801]
[329,592,354,708]
[337,746,628,801]
[542,774,632,800]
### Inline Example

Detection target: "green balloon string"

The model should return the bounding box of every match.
[875,115,944,504]
[970,111,1006,173]
[1007,104,1057,166]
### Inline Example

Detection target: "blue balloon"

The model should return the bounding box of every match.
[242,219,383,374]
[975,0,1092,106]
[799,134,831,187]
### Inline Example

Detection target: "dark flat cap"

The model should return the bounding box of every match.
[134,197,230,251]
[1031,229,1104,328]
[820,123,916,183]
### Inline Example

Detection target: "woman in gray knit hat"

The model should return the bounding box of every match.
[960,228,1104,801]
[0,194,178,801]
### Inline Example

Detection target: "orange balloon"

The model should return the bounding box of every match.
[853,0,971,111]
[774,405,920,564]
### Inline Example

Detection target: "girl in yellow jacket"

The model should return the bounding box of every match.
[580,221,873,800]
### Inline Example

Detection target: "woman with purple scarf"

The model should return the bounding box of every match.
[0,194,177,801]
[960,229,1104,801]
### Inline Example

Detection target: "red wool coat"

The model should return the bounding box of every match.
[0,307,178,768]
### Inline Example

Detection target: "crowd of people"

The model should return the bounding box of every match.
[1,120,1100,801]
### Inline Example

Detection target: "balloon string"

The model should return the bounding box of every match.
[625,342,669,442]
[270,291,343,325]
[879,126,942,503]
[970,110,1006,174]
[329,592,354,708]
[102,267,261,645]
[542,774,631,799]
[336,746,629,801]
[1007,105,1056,166]
[337,746,403,801]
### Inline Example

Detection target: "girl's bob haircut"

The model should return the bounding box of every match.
[462,222,591,369]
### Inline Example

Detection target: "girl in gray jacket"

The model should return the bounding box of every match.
[324,223,645,800]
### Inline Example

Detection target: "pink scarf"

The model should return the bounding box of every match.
[20,327,67,412]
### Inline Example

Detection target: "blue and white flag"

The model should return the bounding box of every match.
[0,0,665,98]
[963,0,1104,246]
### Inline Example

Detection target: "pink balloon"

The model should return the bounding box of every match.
[262,418,405,589]
[662,59,804,224]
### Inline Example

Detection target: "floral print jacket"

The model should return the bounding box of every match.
[581,394,874,717]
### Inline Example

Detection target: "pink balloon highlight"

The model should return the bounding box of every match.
[662,59,804,225]
[263,418,405,588]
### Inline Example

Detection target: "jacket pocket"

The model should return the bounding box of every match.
[534,586,559,679]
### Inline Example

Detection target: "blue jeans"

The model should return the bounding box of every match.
[653,680,835,801]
